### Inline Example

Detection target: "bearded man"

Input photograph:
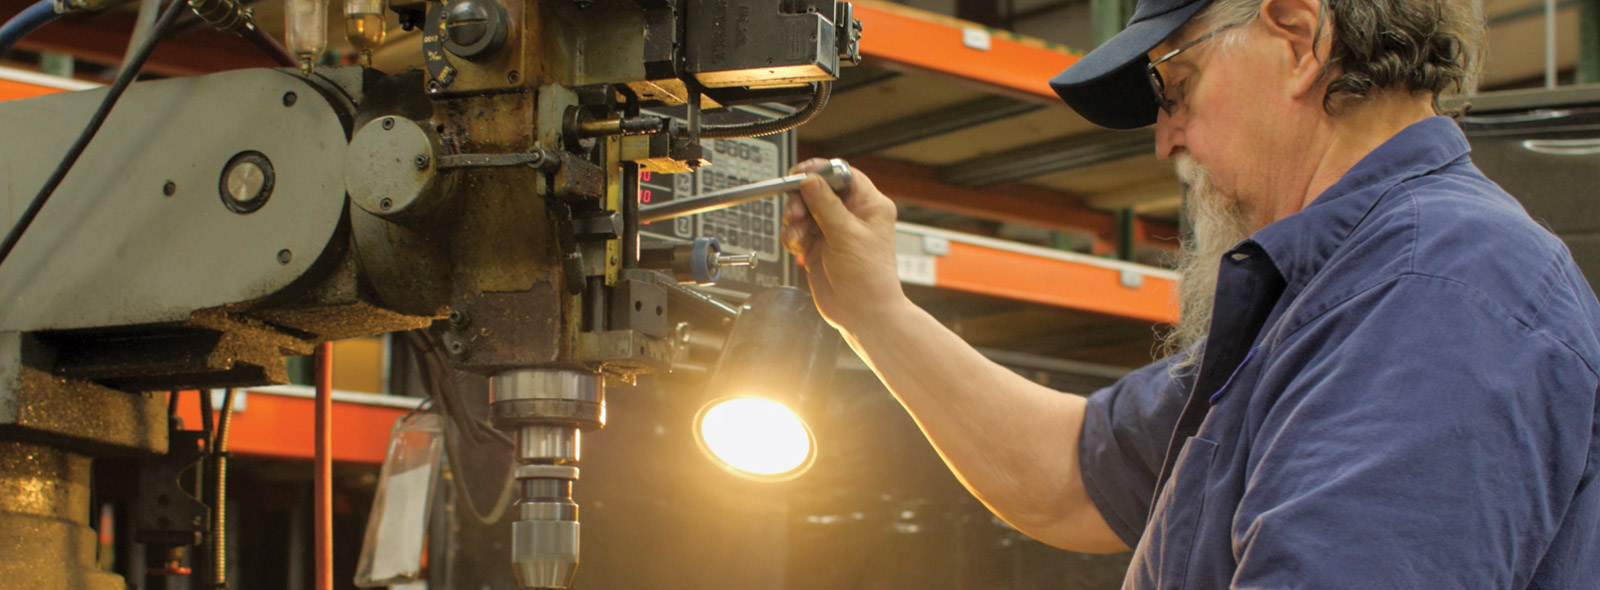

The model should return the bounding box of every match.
[779,0,1600,586]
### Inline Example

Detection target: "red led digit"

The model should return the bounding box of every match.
[641,188,653,203]
[640,170,652,182]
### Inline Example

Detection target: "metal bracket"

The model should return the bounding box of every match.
[438,150,552,169]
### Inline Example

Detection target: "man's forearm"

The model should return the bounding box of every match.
[843,299,1127,552]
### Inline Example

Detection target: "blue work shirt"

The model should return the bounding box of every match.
[1079,117,1600,588]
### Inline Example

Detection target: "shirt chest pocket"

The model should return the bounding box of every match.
[1138,436,1219,590]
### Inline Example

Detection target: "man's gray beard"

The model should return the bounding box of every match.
[1161,155,1253,370]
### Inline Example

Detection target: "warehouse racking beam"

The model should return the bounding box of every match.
[854,0,1082,102]
[895,223,1178,324]
[814,95,1045,157]
[173,387,418,464]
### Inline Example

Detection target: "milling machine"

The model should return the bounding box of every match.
[0,1,861,588]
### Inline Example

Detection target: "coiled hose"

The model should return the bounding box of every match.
[213,388,236,589]
[699,82,832,139]
[216,388,236,585]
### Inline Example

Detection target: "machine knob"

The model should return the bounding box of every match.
[442,0,507,60]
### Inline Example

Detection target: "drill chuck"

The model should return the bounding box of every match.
[491,370,603,590]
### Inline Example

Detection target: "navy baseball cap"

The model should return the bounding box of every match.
[1049,0,1212,129]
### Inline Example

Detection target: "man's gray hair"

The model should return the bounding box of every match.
[1196,0,1486,116]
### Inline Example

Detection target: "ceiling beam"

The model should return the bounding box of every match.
[940,128,1154,187]
[815,94,1044,157]
[831,66,903,95]
[1083,180,1182,211]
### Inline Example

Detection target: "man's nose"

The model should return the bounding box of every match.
[1153,111,1184,162]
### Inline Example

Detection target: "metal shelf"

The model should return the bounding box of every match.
[895,223,1177,325]
[173,387,418,464]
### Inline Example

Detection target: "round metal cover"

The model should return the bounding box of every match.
[345,116,443,220]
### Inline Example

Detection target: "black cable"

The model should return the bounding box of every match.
[404,330,511,446]
[242,23,296,67]
[0,0,187,269]
[699,82,832,139]
[400,330,514,525]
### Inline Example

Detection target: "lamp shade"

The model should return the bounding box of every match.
[693,287,840,481]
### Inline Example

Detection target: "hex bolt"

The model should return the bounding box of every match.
[382,117,395,130]
[163,180,176,196]
[277,249,293,264]
[414,154,431,170]
[282,92,297,107]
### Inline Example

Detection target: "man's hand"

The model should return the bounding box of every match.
[780,158,905,334]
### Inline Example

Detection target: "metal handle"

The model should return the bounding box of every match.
[638,158,852,224]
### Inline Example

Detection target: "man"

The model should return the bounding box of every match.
[780,0,1600,586]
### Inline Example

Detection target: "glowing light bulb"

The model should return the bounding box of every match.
[695,397,814,480]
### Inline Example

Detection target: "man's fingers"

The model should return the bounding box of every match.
[789,157,833,176]
[797,174,855,237]
[782,223,810,255]
[783,196,809,224]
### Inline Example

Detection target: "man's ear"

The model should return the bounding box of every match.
[1258,0,1326,99]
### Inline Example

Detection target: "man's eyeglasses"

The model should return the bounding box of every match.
[1147,18,1252,117]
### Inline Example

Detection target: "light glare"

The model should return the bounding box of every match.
[697,397,813,478]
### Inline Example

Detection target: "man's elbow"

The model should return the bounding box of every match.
[1000,503,1131,554]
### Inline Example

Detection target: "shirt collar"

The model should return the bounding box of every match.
[1243,116,1472,292]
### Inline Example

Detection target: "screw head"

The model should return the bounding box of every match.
[382,117,395,130]
[507,70,520,84]
[379,197,393,211]
[445,0,490,46]
[162,180,176,196]
[218,151,275,214]
[225,160,267,205]
[282,92,297,107]
[448,340,466,355]
[414,154,431,170]
[447,309,469,328]
[277,249,292,264]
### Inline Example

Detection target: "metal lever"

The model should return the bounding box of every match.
[638,158,852,224]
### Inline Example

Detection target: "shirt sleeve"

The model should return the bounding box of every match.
[1078,351,1195,548]
[1231,275,1598,589]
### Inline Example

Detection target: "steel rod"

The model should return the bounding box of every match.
[1548,0,1558,88]
[637,158,851,224]
[314,343,334,590]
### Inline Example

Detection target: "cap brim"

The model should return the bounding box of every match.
[1049,1,1208,130]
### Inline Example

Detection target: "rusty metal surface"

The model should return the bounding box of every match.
[446,287,564,371]
[0,333,166,455]
[0,441,126,590]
